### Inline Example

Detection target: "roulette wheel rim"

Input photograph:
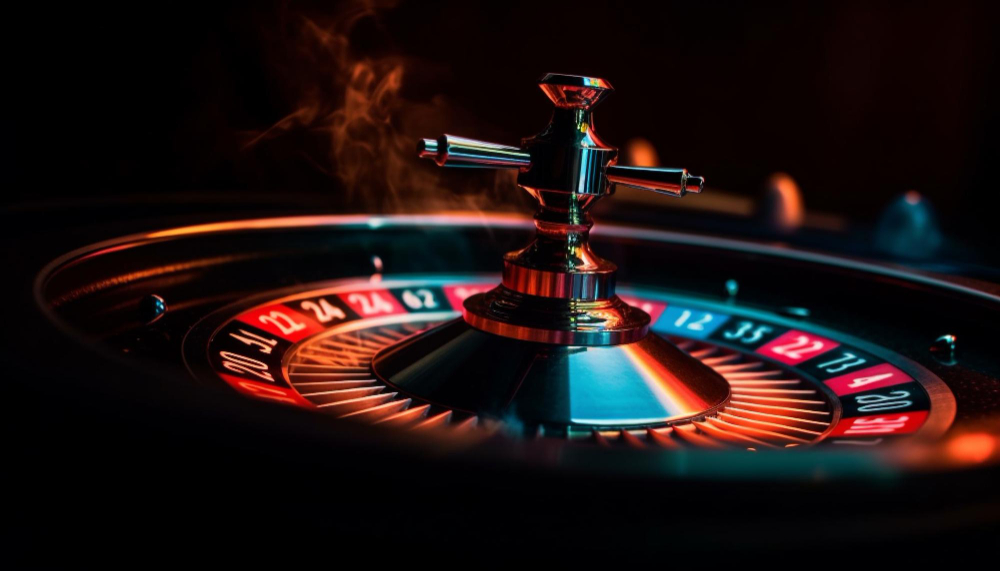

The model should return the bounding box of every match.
[34,212,998,478]
[19,71,1000,559]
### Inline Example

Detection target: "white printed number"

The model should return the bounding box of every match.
[854,390,912,413]
[846,371,896,390]
[817,352,866,374]
[843,415,910,435]
[347,292,396,315]
[258,311,306,336]
[770,335,826,360]
[300,298,347,323]
[228,329,278,355]
[220,351,274,383]
[401,289,438,310]
[673,310,713,331]
[723,321,772,344]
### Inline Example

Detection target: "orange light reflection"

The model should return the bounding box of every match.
[946,433,996,464]
[621,343,713,417]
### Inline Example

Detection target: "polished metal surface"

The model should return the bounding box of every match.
[372,318,730,428]
[418,73,705,204]
[379,73,732,428]
[138,294,167,325]
[463,285,649,345]
[516,73,618,203]
[605,165,705,197]
[537,73,613,109]
[930,334,957,365]
[372,74,730,428]
[501,219,617,301]
[416,73,707,344]
[417,135,531,169]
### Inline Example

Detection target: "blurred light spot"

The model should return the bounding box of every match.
[875,190,942,259]
[725,278,739,298]
[759,172,804,232]
[947,433,996,464]
[370,255,384,283]
[625,138,660,167]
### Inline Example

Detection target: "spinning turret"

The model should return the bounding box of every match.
[372,74,729,431]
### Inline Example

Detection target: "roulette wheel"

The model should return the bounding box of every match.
[9,68,1000,561]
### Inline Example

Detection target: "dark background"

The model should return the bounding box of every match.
[5,3,1000,561]
[8,0,998,251]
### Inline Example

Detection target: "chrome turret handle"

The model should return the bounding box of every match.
[605,165,704,197]
[415,73,705,346]
[371,74,729,425]
[418,73,704,207]
[417,135,531,169]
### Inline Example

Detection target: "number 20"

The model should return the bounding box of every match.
[220,351,274,383]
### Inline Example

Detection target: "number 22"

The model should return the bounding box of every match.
[770,335,826,360]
